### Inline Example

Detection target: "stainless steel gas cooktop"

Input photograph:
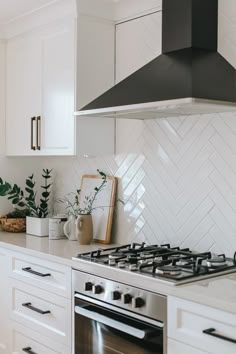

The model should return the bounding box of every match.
[73,243,236,285]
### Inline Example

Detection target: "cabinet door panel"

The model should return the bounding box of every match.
[0,252,10,353]
[41,19,75,155]
[168,339,209,354]
[6,35,41,156]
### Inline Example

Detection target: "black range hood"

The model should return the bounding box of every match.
[75,0,236,119]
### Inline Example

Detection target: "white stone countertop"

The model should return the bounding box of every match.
[0,231,236,315]
[0,231,116,266]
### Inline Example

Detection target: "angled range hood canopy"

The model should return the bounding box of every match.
[75,0,236,119]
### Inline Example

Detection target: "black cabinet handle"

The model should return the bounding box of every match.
[22,347,37,354]
[203,328,236,344]
[22,267,51,277]
[22,302,51,315]
[31,117,36,151]
[36,116,41,150]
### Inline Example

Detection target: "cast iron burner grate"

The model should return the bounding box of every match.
[75,243,236,285]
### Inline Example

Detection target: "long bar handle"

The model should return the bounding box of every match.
[22,347,37,354]
[203,328,236,344]
[31,117,36,150]
[22,267,51,277]
[75,305,160,339]
[36,116,41,150]
[22,302,51,315]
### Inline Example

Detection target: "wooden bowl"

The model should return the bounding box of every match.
[0,217,26,233]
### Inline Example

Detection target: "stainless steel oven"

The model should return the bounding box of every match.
[72,270,167,354]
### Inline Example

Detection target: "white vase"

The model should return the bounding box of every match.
[26,216,49,237]
[64,215,77,241]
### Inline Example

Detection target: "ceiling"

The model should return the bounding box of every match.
[0,0,57,25]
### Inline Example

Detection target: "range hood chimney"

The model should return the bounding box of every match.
[76,0,236,119]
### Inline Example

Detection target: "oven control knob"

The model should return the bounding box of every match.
[85,282,93,291]
[112,291,122,300]
[122,293,132,304]
[93,284,103,294]
[132,297,145,308]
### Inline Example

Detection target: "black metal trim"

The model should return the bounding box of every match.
[22,347,37,354]
[22,267,51,277]
[203,328,236,344]
[22,302,51,315]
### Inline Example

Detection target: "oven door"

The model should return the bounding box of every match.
[74,295,164,354]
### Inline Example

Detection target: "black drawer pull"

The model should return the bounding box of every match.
[23,347,37,354]
[22,302,51,315]
[22,267,51,277]
[203,328,236,344]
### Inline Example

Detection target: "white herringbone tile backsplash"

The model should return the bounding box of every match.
[50,112,236,257]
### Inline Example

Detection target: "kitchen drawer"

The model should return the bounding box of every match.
[10,279,71,347]
[10,251,71,298]
[168,338,210,354]
[12,322,70,354]
[168,296,236,354]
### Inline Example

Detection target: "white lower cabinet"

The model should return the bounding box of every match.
[12,322,70,354]
[0,250,11,354]
[10,279,71,346]
[0,246,72,353]
[168,296,236,354]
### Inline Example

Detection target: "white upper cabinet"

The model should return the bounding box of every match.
[6,32,42,156]
[115,11,162,83]
[40,19,75,154]
[6,17,75,156]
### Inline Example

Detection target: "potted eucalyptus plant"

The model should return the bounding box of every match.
[0,169,53,237]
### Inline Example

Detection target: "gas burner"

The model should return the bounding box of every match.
[129,264,138,271]
[118,261,126,268]
[109,252,125,260]
[140,252,154,258]
[109,259,116,266]
[175,259,191,266]
[206,254,227,268]
[156,265,182,276]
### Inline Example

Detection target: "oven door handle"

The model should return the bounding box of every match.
[75,305,156,340]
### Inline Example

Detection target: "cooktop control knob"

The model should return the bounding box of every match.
[112,291,122,300]
[93,284,103,294]
[122,293,132,304]
[132,297,145,308]
[85,282,93,291]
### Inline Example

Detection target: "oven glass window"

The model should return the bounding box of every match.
[75,298,163,354]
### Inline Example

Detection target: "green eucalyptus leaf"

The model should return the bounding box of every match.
[12,198,19,204]
[42,192,49,198]
[26,179,34,188]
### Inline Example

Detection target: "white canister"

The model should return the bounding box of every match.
[49,216,67,240]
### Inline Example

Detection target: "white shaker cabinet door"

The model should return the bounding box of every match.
[6,18,75,156]
[40,19,75,155]
[6,33,42,156]
[0,251,10,354]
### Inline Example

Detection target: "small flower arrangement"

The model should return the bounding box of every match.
[57,169,107,217]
